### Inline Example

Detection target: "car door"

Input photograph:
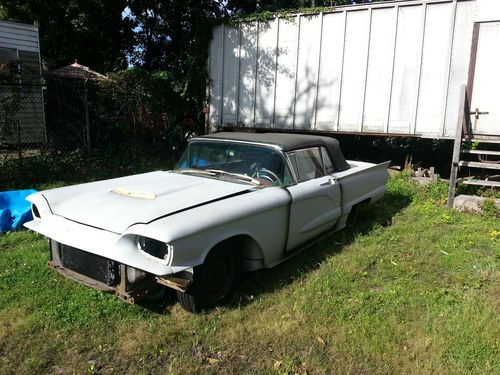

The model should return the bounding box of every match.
[286,147,341,251]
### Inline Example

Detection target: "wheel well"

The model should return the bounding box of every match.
[357,198,371,206]
[346,198,371,227]
[210,235,264,271]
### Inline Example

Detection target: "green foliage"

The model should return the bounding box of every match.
[232,6,338,23]
[0,0,129,71]
[480,199,500,218]
[226,0,379,16]
[386,170,417,201]
[418,179,450,204]
[456,184,500,200]
[0,150,172,191]
[122,1,220,132]
[95,67,201,154]
[103,68,187,119]
[0,84,22,143]
[0,63,23,143]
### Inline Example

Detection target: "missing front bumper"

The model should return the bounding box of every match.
[48,240,161,304]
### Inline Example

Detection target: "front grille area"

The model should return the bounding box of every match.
[58,244,119,286]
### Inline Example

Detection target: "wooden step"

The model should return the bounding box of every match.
[461,178,500,188]
[461,149,500,156]
[462,137,500,144]
[458,161,500,170]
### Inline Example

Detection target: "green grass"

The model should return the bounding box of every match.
[0,172,498,374]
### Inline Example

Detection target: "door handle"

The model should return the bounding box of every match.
[319,178,335,186]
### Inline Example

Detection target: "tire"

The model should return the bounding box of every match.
[177,244,241,313]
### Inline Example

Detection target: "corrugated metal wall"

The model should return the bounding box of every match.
[0,20,40,53]
[208,0,478,139]
[0,20,46,144]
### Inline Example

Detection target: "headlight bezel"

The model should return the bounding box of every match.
[135,236,173,264]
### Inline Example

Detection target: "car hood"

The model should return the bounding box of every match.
[39,171,252,233]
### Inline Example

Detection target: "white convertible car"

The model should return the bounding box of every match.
[25,132,389,313]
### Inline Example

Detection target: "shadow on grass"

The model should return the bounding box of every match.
[135,288,179,314]
[227,189,413,310]
[138,189,413,314]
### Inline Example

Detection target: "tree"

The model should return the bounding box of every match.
[0,0,132,72]
[226,0,382,14]
[123,0,225,123]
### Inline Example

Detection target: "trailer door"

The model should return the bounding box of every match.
[469,21,500,136]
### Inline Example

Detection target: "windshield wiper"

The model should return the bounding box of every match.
[178,168,261,186]
[204,169,262,186]
[178,168,216,177]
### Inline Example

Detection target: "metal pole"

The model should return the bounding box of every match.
[447,84,466,208]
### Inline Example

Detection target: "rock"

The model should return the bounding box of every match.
[453,195,500,213]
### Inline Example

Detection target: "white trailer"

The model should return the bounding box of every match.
[207,0,500,139]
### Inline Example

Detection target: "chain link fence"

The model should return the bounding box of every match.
[0,81,45,178]
[0,74,204,189]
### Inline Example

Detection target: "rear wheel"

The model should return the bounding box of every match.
[177,244,241,313]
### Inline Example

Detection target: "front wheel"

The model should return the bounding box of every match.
[177,244,241,313]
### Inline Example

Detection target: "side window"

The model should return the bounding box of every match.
[321,147,335,174]
[290,148,325,182]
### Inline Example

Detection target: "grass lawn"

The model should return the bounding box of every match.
[0,172,498,374]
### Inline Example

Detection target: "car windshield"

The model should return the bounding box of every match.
[174,141,293,187]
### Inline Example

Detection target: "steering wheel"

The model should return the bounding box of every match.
[252,168,282,185]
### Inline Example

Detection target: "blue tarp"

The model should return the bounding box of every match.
[0,189,37,233]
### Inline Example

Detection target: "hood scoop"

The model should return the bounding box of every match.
[112,186,157,200]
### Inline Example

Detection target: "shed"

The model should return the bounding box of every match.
[45,61,107,151]
[0,20,45,145]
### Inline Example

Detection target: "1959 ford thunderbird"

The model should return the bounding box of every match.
[25,132,389,313]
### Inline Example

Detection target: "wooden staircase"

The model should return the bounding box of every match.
[447,85,500,208]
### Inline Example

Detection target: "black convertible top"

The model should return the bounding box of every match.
[193,132,351,172]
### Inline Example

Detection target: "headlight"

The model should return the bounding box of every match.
[136,236,171,262]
